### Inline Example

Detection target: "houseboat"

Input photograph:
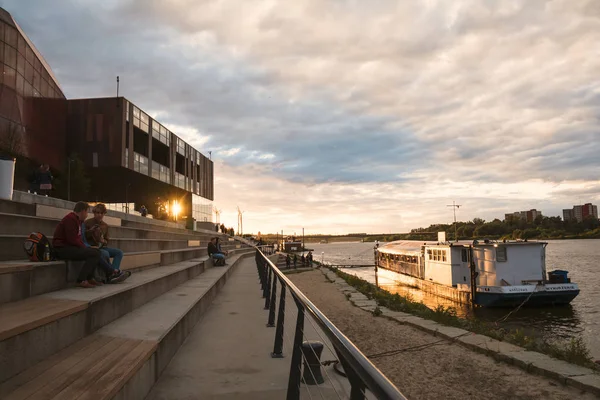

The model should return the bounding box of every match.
[376,238,579,307]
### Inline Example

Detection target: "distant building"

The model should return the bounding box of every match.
[504,209,542,223]
[563,203,598,223]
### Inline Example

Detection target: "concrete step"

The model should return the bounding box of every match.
[0,257,213,383]
[0,212,221,242]
[0,199,36,217]
[0,195,228,240]
[0,235,205,261]
[0,252,251,399]
[0,245,250,304]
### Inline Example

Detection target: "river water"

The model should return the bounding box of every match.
[309,240,600,359]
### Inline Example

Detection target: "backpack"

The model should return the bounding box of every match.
[24,232,53,262]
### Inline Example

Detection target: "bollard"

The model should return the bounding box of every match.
[301,341,325,385]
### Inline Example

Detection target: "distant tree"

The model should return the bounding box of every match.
[472,218,485,225]
[521,228,540,240]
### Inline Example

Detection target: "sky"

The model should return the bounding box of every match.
[3,0,600,234]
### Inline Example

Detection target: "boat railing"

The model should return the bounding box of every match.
[255,246,406,399]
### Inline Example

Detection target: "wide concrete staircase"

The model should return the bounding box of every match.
[0,194,255,399]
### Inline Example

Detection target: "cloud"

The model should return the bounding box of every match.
[3,0,600,232]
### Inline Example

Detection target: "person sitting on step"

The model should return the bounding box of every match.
[84,203,130,283]
[215,237,229,257]
[208,237,226,266]
[52,201,101,288]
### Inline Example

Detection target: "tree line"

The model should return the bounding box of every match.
[365,215,600,242]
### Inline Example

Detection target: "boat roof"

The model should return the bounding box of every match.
[379,239,546,254]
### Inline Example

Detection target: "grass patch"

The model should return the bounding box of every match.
[332,268,597,370]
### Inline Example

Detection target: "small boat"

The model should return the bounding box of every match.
[376,238,579,307]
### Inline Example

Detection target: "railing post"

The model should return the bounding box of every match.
[286,300,305,400]
[264,263,272,310]
[271,283,286,358]
[267,275,277,327]
[335,348,366,400]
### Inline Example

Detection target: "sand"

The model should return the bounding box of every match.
[289,270,596,400]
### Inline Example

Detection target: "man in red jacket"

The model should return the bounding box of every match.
[53,201,101,288]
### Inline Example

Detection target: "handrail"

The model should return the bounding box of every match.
[256,248,406,399]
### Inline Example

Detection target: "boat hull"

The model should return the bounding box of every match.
[475,290,580,308]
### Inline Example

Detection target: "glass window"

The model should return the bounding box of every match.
[16,53,25,76]
[5,44,16,68]
[496,247,507,262]
[33,56,41,73]
[3,65,16,89]
[17,34,25,55]
[125,101,129,121]
[24,61,33,83]
[23,82,33,97]
[461,249,468,262]
[16,73,24,95]
[5,26,17,47]
[41,79,49,97]
[32,69,40,90]
[25,46,34,65]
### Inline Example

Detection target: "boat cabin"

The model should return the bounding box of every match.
[378,240,547,288]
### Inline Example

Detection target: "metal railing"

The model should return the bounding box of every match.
[255,248,407,400]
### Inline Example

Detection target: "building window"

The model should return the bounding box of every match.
[461,249,468,262]
[125,101,129,121]
[176,138,185,155]
[175,172,185,189]
[139,111,149,133]
[133,152,148,175]
[496,247,507,262]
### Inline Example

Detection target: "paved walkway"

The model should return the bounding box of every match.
[147,257,351,400]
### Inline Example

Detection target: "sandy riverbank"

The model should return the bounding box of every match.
[288,270,595,400]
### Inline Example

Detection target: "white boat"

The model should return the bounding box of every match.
[376,239,579,307]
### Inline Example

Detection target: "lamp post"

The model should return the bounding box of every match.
[125,183,131,213]
[447,201,461,242]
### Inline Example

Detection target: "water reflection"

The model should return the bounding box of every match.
[341,266,583,342]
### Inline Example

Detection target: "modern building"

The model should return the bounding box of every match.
[0,7,213,226]
[0,8,67,170]
[563,204,598,223]
[504,209,542,223]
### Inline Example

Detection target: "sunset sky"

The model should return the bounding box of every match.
[4,0,600,234]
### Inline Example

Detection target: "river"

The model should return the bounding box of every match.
[308,239,600,359]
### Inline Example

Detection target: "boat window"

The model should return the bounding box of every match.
[442,251,447,262]
[461,249,468,262]
[427,249,432,260]
[496,246,507,262]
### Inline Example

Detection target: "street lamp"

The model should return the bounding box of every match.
[125,183,131,213]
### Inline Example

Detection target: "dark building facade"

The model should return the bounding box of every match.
[0,8,67,170]
[0,8,213,224]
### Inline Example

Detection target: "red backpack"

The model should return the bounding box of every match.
[23,232,53,262]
